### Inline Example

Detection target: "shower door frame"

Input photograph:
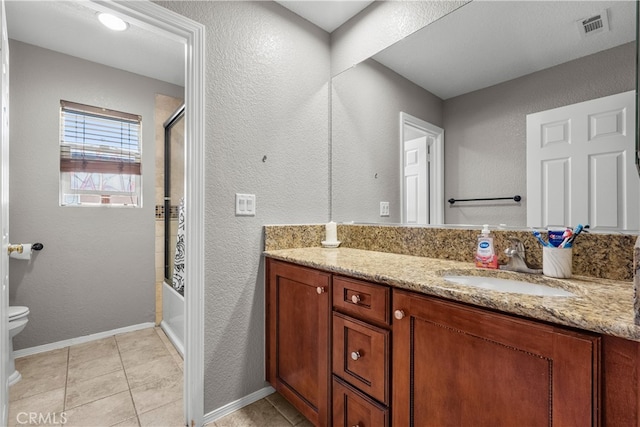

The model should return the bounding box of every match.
[164,104,185,286]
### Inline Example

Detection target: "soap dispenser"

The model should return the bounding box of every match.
[475,224,498,269]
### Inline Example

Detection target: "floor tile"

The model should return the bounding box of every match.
[112,416,141,427]
[120,338,169,370]
[155,328,183,362]
[67,352,122,385]
[63,390,136,427]
[7,327,188,427]
[115,328,159,352]
[213,399,292,427]
[65,369,129,410]
[130,372,182,415]
[138,399,184,427]
[10,349,68,402]
[15,348,68,373]
[125,355,181,389]
[265,392,307,425]
[172,353,184,372]
[7,387,65,427]
[68,336,118,366]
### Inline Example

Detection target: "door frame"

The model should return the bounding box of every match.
[87,1,205,425]
[1,0,9,423]
[399,112,444,225]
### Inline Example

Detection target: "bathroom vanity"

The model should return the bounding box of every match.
[265,247,640,427]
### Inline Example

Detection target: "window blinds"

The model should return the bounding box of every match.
[60,100,142,175]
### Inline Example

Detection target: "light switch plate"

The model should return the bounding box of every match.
[236,193,256,216]
[380,201,390,217]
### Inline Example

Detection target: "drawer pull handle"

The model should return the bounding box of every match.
[316,287,326,295]
[352,425,361,427]
[394,309,405,320]
[351,294,361,304]
[351,351,361,361]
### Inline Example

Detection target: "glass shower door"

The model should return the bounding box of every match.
[164,104,185,290]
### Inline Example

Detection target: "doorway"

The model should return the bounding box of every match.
[1,2,204,426]
[400,112,445,225]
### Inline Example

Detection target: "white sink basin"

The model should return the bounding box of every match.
[443,275,576,297]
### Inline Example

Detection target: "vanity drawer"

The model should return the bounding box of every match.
[333,276,390,326]
[332,312,390,404]
[332,376,389,427]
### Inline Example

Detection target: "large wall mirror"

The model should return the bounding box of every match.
[331,1,638,231]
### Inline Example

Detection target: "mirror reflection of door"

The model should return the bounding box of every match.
[403,134,428,223]
[401,112,444,224]
[527,90,639,230]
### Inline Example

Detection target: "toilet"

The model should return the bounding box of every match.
[8,306,29,385]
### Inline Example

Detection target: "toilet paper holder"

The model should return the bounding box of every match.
[7,242,43,255]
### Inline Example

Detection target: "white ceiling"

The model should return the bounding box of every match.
[275,1,373,33]
[373,0,636,100]
[4,1,636,100]
[4,0,370,87]
[5,1,185,86]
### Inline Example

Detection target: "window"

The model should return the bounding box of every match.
[59,100,142,207]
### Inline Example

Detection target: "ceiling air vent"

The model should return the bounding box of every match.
[577,9,609,38]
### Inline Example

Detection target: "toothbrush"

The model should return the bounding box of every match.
[562,224,584,248]
[532,229,549,247]
[559,228,573,248]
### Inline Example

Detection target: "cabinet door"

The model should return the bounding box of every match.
[333,276,391,326]
[333,376,389,427]
[266,259,332,427]
[392,289,600,427]
[332,312,390,404]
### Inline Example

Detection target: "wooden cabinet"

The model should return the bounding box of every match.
[333,376,389,427]
[266,259,332,426]
[265,259,629,426]
[332,276,391,427]
[602,335,640,426]
[392,289,601,427]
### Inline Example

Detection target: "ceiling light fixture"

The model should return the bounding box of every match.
[97,12,129,32]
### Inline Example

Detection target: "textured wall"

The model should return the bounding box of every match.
[332,59,442,223]
[156,1,330,414]
[330,1,469,76]
[9,40,184,349]
[443,42,636,226]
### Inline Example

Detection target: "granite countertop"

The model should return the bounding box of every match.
[264,247,640,341]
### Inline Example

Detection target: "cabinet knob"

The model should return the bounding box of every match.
[394,309,405,320]
[316,287,326,295]
[351,294,361,304]
[351,351,361,361]
[352,425,361,427]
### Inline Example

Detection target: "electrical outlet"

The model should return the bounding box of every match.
[236,193,256,216]
[380,201,390,217]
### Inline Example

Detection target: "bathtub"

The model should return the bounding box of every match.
[161,281,184,357]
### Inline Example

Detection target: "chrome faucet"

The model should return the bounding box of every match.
[500,238,542,274]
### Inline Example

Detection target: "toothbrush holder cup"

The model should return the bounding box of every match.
[542,246,572,278]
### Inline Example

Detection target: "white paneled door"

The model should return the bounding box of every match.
[527,90,639,230]
[403,136,428,224]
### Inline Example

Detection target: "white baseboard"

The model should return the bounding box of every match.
[203,386,276,425]
[13,322,156,358]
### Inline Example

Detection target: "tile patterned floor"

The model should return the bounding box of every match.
[7,326,311,427]
[209,392,312,427]
[8,327,183,427]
